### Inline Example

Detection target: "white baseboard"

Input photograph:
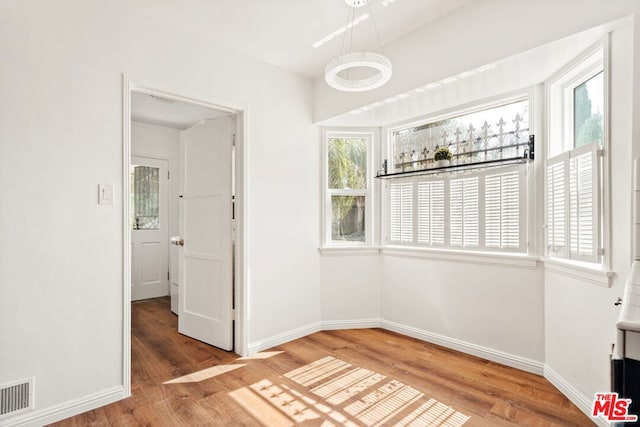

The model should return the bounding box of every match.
[321,318,382,330]
[247,319,382,353]
[2,386,124,427]
[247,322,323,354]
[248,318,543,376]
[543,365,606,427]
[380,319,544,375]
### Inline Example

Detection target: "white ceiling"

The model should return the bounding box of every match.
[131,92,230,130]
[124,0,474,78]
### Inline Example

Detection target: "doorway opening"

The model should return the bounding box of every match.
[122,78,247,397]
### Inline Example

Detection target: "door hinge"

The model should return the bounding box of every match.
[167,271,170,280]
[167,170,170,179]
[231,309,236,321]
[232,134,236,147]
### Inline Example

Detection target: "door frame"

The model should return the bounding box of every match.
[122,75,249,398]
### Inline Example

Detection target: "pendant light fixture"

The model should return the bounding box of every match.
[325,0,392,92]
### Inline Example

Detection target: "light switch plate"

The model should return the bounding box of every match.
[98,184,114,205]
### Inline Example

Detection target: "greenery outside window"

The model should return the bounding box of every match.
[323,131,373,246]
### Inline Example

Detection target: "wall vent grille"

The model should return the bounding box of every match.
[0,378,34,418]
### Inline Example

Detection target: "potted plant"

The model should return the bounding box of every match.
[434,146,453,167]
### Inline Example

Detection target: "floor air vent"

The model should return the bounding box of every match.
[0,378,34,418]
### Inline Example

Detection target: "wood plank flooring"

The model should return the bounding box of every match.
[52,297,594,426]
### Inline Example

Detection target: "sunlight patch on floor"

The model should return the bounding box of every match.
[284,356,352,387]
[164,364,246,384]
[238,351,285,360]
[312,367,386,405]
[230,356,470,426]
[396,399,470,427]
[229,386,294,427]
[251,379,321,423]
[345,380,423,426]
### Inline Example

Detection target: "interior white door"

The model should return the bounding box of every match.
[131,157,169,301]
[178,116,234,350]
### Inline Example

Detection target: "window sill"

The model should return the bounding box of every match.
[319,247,381,257]
[542,257,613,287]
[381,246,539,269]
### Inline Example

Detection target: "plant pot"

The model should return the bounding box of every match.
[435,159,450,168]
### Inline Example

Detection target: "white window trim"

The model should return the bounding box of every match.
[382,246,538,269]
[542,257,613,287]
[318,247,381,256]
[544,37,611,274]
[321,128,376,248]
[380,89,535,257]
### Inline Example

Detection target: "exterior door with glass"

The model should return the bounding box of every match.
[131,157,169,301]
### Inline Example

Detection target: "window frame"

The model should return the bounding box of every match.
[381,90,533,256]
[544,39,610,271]
[321,129,375,248]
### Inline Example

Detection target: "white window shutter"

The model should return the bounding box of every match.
[417,182,431,244]
[547,154,567,257]
[389,182,414,243]
[569,143,600,262]
[485,170,521,249]
[502,171,521,249]
[485,175,501,248]
[418,180,445,245]
[450,177,479,247]
[450,180,463,246]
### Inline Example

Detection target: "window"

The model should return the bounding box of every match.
[323,132,373,246]
[385,98,530,254]
[131,165,160,230]
[546,47,605,265]
[391,100,530,172]
[387,165,526,253]
[574,71,604,149]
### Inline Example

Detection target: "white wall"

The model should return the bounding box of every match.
[382,255,544,365]
[320,254,382,323]
[0,0,318,423]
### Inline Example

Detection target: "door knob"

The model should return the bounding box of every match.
[170,237,184,246]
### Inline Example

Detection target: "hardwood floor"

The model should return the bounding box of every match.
[52,297,594,426]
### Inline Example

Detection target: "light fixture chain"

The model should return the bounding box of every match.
[366,0,385,55]
[340,3,354,56]
[348,5,355,55]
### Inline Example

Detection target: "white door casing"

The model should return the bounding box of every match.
[178,116,234,351]
[131,157,169,301]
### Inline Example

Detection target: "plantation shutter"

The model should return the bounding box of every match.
[546,154,567,257]
[485,169,522,249]
[568,142,600,262]
[450,177,479,247]
[389,181,414,243]
[546,142,600,262]
[417,180,445,245]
